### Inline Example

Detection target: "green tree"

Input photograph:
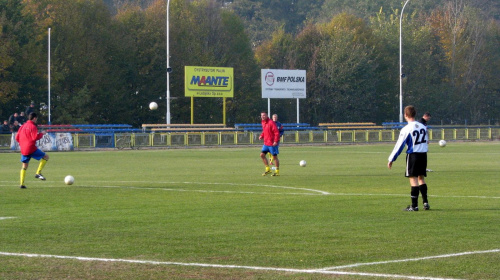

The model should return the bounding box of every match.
[115,0,261,125]
[256,13,383,124]
[370,7,447,122]
[25,0,131,124]
[310,14,380,123]
[0,0,44,119]
[430,1,500,123]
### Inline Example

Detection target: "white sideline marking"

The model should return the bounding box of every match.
[1,180,499,199]
[320,249,500,270]
[87,181,500,199]
[0,217,16,220]
[100,185,325,196]
[89,183,500,199]
[116,181,332,195]
[0,251,464,280]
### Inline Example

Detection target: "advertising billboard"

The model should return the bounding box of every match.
[261,69,306,99]
[185,66,234,98]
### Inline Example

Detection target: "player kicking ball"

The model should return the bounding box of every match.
[259,112,280,176]
[15,112,49,189]
[388,106,431,211]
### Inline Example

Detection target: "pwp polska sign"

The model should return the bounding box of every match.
[261,69,306,99]
[185,66,234,98]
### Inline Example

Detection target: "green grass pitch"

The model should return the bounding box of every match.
[0,142,499,279]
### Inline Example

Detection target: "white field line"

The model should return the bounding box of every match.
[1,180,499,199]
[0,217,16,220]
[114,181,331,195]
[90,181,500,199]
[0,251,464,280]
[320,249,500,270]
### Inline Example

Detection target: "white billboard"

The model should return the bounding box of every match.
[261,69,306,99]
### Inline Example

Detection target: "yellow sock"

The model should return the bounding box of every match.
[275,168,279,174]
[20,168,26,186]
[265,165,270,172]
[36,159,47,175]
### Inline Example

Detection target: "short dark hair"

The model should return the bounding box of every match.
[423,112,431,117]
[404,106,416,118]
[28,112,37,120]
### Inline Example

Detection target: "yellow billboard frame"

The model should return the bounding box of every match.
[185,66,234,125]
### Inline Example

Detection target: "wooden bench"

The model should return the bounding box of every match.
[318,122,377,127]
[235,123,315,131]
[382,122,407,129]
[143,123,225,130]
[45,129,83,133]
[38,125,82,133]
[318,122,382,130]
[151,127,235,132]
[142,123,232,132]
[72,124,133,129]
[326,126,384,129]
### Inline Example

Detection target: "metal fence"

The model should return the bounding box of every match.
[1,127,498,150]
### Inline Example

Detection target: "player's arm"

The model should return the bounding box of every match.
[272,123,280,145]
[388,129,409,163]
[258,123,264,140]
[36,131,45,141]
[31,127,44,141]
[279,124,284,138]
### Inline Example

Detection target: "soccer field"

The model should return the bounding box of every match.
[0,142,499,279]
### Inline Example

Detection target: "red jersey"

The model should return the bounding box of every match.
[15,120,44,156]
[260,118,280,146]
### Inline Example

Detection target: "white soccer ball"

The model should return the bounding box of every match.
[299,160,307,167]
[149,102,158,110]
[64,175,74,185]
[439,140,447,147]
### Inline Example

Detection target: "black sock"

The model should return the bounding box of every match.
[411,187,419,208]
[419,184,428,203]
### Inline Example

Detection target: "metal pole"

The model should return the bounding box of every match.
[48,28,51,125]
[268,98,271,116]
[166,0,171,124]
[399,0,410,123]
[296,98,299,123]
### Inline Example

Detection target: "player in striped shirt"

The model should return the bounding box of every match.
[388,106,430,211]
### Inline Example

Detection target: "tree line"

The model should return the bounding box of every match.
[1,0,499,126]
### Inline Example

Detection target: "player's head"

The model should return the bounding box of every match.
[404,106,416,119]
[272,114,278,122]
[28,112,38,121]
[423,112,431,121]
[261,112,269,121]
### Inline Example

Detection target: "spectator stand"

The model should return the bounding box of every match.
[141,124,236,148]
[71,124,142,148]
[38,124,82,133]
[142,123,234,133]
[235,123,316,132]
[318,122,383,130]
[382,122,407,129]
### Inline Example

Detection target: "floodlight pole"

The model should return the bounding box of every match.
[399,0,410,123]
[166,0,171,124]
[48,27,51,125]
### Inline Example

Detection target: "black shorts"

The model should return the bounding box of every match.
[405,153,427,177]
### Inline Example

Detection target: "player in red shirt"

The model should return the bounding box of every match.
[15,112,49,189]
[259,112,280,176]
